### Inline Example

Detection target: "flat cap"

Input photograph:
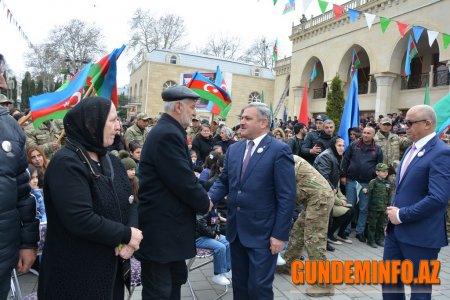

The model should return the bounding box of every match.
[381,117,392,125]
[376,163,389,171]
[0,94,12,104]
[136,112,151,120]
[162,85,200,102]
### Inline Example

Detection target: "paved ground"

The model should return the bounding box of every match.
[11,234,450,299]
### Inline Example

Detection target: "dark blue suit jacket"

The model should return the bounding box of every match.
[391,135,450,249]
[208,134,296,248]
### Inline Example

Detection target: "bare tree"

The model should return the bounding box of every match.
[128,9,187,54]
[24,43,61,91]
[49,19,105,63]
[240,37,274,69]
[199,33,241,60]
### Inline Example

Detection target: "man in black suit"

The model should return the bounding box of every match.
[137,85,212,299]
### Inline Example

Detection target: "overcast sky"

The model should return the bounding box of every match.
[1,0,345,87]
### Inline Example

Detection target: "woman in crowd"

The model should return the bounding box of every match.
[27,146,49,188]
[314,136,354,245]
[192,124,214,163]
[38,97,143,299]
[215,126,235,154]
[28,164,46,223]
[272,127,286,141]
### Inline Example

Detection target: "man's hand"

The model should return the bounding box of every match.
[386,206,401,225]
[362,188,368,194]
[118,244,135,260]
[16,249,37,273]
[310,145,321,155]
[270,237,285,255]
[52,142,61,151]
[129,227,143,250]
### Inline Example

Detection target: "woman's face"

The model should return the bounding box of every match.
[335,138,345,156]
[126,168,136,179]
[131,148,142,161]
[200,127,211,138]
[220,130,228,141]
[29,170,39,189]
[30,150,44,168]
[103,105,120,147]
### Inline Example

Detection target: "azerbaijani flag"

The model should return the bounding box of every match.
[350,49,360,77]
[403,35,418,78]
[207,66,230,116]
[310,61,318,82]
[355,180,363,204]
[30,63,92,128]
[283,0,295,14]
[188,72,231,113]
[273,39,278,62]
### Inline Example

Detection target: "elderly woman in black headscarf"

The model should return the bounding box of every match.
[38,97,143,300]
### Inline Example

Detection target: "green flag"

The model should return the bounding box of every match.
[424,83,430,105]
[261,90,265,103]
[318,0,329,14]
[380,17,391,33]
[273,0,278,5]
[433,93,450,132]
[443,33,450,49]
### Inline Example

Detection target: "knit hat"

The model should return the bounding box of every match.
[376,163,388,171]
[118,149,130,159]
[121,157,137,170]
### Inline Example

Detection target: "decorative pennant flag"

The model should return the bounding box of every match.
[310,61,318,82]
[273,0,278,5]
[364,13,376,30]
[348,9,360,23]
[273,39,278,62]
[302,0,314,11]
[333,4,344,19]
[412,26,424,43]
[427,30,439,47]
[318,0,329,14]
[433,93,450,137]
[443,33,450,49]
[424,83,430,105]
[338,69,360,149]
[30,63,92,128]
[298,82,309,125]
[350,49,360,77]
[187,72,231,114]
[283,0,295,14]
[396,21,408,37]
[380,17,391,33]
[403,35,418,78]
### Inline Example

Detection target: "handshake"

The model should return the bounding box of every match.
[115,227,143,260]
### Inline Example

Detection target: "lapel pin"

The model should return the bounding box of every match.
[257,147,263,154]
[2,141,12,153]
[417,149,425,157]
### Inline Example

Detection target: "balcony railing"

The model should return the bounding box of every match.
[433,69,450,87]
[401,73,430,90]
[359,82,368,94]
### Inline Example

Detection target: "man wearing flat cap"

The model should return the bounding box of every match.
[137,85,212,299]
[124,112,151,150]
[374,117,400,166]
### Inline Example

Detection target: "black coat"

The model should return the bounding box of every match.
[192,134,214,162]
[0,107,39,279]
[38,143,136,299]
[313,148,342,190]
[137,113,210,263]
[342,139,383,183]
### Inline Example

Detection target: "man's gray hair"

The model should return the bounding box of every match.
[324,119,335,126]
[241,102,272,129]
[163,99,192,113]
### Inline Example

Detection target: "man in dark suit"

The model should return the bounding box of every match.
[383,105,450,300]
[137,85,212,299]
[209,102,296,299]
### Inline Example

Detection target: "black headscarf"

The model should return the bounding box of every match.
[64,96,112,156]
[329,135,343,165]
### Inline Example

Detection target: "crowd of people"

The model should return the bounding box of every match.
[1,63,450,300]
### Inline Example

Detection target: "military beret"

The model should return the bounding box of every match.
[376,163,389,171]
[161,85,200,102]
[0,94,12,104]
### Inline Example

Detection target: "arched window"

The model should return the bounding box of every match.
[248,92,261,103]
[170,55,177,64]
[163,80,177,90]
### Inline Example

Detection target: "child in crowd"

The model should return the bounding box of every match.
[121,157,139,204]
[199,151,220,184]
[195,209,232,286]
[366,163,391,248]
[28,164,47,223]
[190,150,203,174]
[128,140,142,177]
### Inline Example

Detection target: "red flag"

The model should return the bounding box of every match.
[298,82,309,125]
[396,21,408,37]
[333,4,344,19]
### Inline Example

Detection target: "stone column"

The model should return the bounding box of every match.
[374,73,397,117]
[429,64,434,87]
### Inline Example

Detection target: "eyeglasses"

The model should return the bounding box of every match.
[405,119,427,127]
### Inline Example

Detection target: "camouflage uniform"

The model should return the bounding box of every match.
[367,176,391,243]
[124,123,149,149]
[399,135,413,159]
[283,156,334,268]
[25,119,65,159]
[186,126,201,141]
[374,130,400,166]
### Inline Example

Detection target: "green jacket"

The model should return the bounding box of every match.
[368,177,391,212]
[374,131,400,165]
[124,123,149,149]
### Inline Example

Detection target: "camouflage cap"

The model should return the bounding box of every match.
[0,94,12,104]
[376,163,389,171]
[381,117,392,125]
[136,112,151,120]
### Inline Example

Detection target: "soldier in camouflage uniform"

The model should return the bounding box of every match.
[366,163,390,248]
[186,117,201,141]
[124,112,150,149]
[25,119,65,159]
[374,118,400,166]
[397,128,412,159]
[279,155,335,296]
